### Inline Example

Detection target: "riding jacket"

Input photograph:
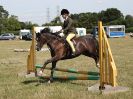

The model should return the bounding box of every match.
[62,17,77,35]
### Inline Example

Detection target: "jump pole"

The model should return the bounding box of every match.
[39,75,99,80]
[35,64,99,76]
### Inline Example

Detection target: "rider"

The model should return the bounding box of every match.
[59,9,77,55]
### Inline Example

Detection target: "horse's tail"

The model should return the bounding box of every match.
[96,39,99,55]
[93,37,99,57]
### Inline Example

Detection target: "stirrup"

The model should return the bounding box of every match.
[72,51,76,56]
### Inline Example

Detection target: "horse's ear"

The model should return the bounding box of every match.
[41,28,50,33]
[36,32,41,38]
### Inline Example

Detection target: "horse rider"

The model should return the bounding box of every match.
[59,9,77,55]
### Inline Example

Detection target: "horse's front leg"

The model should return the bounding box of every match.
[39,56,59,75]
[48,61,57,83]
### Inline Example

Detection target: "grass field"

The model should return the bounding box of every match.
[0,37,133,99]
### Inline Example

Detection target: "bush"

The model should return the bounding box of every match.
[0,31,19,35]
[126,27,133,33]
[86,29,93,34]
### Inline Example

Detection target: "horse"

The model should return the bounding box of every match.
[36,28,99,83]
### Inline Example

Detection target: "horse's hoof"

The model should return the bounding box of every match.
[96,63,100,68]
[38,70,43,76]
[48,80,51,84]
[97,66,100,69]
[48,80,53,84]
[48,79,53,83]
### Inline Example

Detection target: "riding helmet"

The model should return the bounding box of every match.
[61,9,69,15]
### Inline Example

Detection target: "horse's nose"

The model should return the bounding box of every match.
[36,46,40,51]
[36,48,40,51]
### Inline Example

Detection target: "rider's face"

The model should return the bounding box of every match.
[62,14,68,20]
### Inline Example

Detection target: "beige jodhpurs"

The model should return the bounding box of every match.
[66,33,76,52]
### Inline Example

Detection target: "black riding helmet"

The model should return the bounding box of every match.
[61,9,69,15]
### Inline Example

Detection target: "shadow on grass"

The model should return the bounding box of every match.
[22,77,71,86]
[22,77,93,87]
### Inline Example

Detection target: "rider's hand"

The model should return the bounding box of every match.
[59,29,64,33]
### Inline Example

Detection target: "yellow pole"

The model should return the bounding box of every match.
[98,21,104,89]
[27,27,36,74]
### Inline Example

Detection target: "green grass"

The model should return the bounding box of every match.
[0,37,133,99]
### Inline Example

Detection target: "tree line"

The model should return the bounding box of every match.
[0,5,133,35]
[0,5,38,34]
[45,8,133,33]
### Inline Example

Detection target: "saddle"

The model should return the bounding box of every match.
[55,33,77,55]
[60,36,76,45]
[60,37,77,55]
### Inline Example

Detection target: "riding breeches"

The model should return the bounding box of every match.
[66,33,76,52]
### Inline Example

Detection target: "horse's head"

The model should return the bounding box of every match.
[36,33,44,51]
[36,28,50,51]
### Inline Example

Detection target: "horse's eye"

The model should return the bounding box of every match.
[36,38,38,41]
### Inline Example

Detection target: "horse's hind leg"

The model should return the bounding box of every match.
[94,55,99,68]
[88,53,99,68]
[83,52,99,68]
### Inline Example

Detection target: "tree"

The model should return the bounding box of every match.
[41,8,132,33]
[125,15,133,28]
[20,21,38,30]
[6,15,21,31]
[0,5,9,18]
[99,8,123,23]
[0,5,9,33]
[0,5,39,34]
[19,22,27,29]
[71,12,98,29]
[42,16,62,26]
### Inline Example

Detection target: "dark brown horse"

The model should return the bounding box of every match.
[36,28,99,83]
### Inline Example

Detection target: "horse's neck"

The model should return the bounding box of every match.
[44,34,58,48]
[44,34,55,42]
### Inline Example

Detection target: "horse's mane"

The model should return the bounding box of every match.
[40,28,62,39]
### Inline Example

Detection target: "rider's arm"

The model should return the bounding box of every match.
[55,31,61,35]
[62,18,73,32]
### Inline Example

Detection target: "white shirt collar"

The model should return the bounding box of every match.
[65,16,69,21]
